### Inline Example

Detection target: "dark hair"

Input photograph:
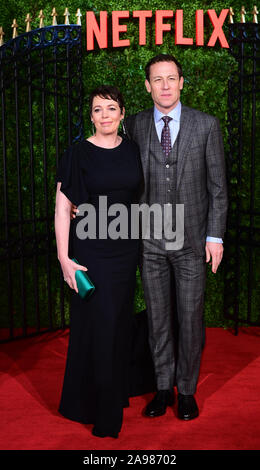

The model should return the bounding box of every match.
[89,85,124,114]
[145,54,183,81]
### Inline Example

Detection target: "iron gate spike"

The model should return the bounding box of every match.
[11,19,18,38]
[39,10,45,28]
[64,8,70,25]
[229,7,234,24]
[252,6,258,23]
[51,8,58,26]
[76,9,82,26]
[25,14,32,33]
[0,26,5,46]
[240,6,246,23]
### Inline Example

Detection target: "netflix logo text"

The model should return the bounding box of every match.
[86,9,230,51]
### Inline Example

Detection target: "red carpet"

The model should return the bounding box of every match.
[0,327,260,450]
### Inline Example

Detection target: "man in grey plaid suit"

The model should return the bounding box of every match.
[125,54,228,420]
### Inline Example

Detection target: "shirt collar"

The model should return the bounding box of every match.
[154,101,182,123]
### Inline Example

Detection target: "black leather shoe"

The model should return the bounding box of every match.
[145,390,174,417]
[177,393,199,420]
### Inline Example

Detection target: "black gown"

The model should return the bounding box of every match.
[56,138,143,436]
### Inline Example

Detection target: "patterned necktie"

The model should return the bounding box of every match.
[161,116,172,156]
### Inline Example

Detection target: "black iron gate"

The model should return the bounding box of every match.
[0,24,84,342]
[224,21,260,333]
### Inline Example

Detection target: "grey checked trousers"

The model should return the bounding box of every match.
[140,239,206,395]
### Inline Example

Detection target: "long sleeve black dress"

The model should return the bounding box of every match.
[55,138,143,437]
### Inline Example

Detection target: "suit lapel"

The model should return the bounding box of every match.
[137,108,153,159]
[177,107,195,190]
[136,109,153,201]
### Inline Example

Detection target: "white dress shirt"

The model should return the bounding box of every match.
[153,102,222,244]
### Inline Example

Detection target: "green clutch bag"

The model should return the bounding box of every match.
[72,258,95,299]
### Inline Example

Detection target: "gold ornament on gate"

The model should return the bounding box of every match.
[240,6,246,23]
[12,19,19,38]
[76,9,82,26]
[51,8,58,26]
[252,6,258,23]
[25,14,32,32]
[0,26,5,46]
[38,10,45,28]
[228,7,234,24]
[64,8,70,25]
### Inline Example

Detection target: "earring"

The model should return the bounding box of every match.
[91,121,95,135]
[122,120,126,135]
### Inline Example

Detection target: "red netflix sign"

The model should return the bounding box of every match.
[86,9,230,50]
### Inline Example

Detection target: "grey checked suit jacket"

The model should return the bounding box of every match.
[125,105,228,257]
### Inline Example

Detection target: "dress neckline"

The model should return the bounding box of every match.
[84,138,124,150]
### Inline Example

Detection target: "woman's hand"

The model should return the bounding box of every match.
[70,204,79,220]
[60,257,88,293]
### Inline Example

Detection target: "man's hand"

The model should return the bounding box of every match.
[205,242,223,273]
[70,204,78,220]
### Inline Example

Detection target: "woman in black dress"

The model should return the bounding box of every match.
[54,85,143,438]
